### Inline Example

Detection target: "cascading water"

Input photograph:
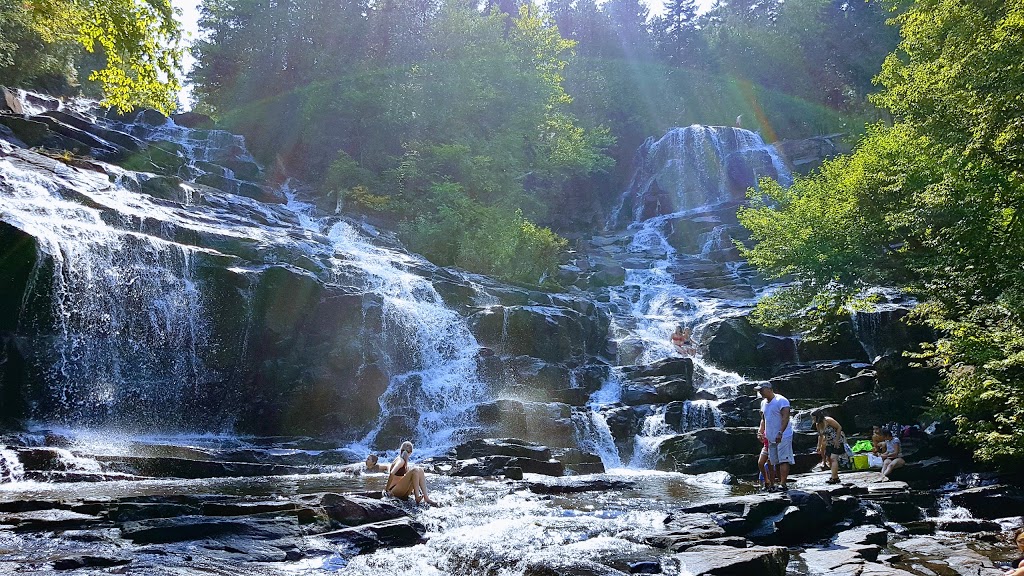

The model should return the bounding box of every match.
[321,220,488,452]
[582,126,792,470]
[1,99,488,450]
[610,125,792,227]
[0,445,24,483]
[0,148,210,429]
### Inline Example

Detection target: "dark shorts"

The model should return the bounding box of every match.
[824,445,844,457]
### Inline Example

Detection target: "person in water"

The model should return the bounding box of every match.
[670,325,695,356]
[385,441,436,506]
[340,454,389,475]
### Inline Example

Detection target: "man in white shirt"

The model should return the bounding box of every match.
[756,381,794,490]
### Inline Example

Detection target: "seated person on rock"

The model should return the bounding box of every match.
[871,425,887,455]
[812,411,845,484]
[670,325,696,357]
[878,428,905,482]
[385,441,436,506]
[1005,529,1024,576]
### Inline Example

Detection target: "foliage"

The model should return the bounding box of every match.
[737,0,1024,466]
[1,0,182,112]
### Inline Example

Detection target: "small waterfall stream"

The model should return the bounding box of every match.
[318,216,487,452]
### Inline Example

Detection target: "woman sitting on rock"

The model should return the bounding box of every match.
[385,441,436,506]
[812,411,845,484]
[878,428,905,482]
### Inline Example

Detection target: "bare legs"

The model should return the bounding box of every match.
[778,462,790,487]
[411,468,435,505]
[757,452,775,489]
[880,457,904,481]
[387,467,436,505]
[829,453,840,482]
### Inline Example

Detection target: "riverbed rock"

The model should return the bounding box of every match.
[52,555,132,570]
[948,485,1024,519]
[526,478,635,494]
[891,536,1004,576]
[523,558,628,576]
[0,509,102,531]
[656,428,756,469]
[453,438,552,461]
[121,515,300,544]
[674,545,789,576]
[320,517,427,553]
[317,493,407,527]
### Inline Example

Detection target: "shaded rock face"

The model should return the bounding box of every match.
[773,134,847,175]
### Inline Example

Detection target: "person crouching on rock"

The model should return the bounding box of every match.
[1005,529,1024,576]
[812,411,844,484]
[385,441,436,506]
[756,382,794,491]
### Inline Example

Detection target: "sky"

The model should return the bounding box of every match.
[169,0,717,108]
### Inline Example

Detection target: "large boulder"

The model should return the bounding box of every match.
[473,400,578,448]
[851,306,936,361]
[796,322,868,363]
[656,428,757,470]
[949,485,1024,519]
[469,305,608,362]
[701,317,804,377]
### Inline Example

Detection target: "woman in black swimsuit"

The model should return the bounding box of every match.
[385,441,435,505]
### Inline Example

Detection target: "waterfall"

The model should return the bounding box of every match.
[677,400,723,430]
[0,446,24,483]
[631,409,674,469]
[610,125,792,226]
[2,101,488,448]
[323,221,487,452]
[572,410,622,469]
[0,152,210,429]
[577,126,793,469]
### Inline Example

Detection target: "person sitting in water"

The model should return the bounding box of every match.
[385,441,436,506]
[341,454,390,475]
[670,325,696,357]
[878,428,905,482]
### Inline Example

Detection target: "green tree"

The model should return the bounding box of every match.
[738,0,1024,466]
[1,0,182,112]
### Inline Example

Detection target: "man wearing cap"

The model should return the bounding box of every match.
[756,381,794,490]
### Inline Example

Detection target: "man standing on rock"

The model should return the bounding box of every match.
[756,382,794,491]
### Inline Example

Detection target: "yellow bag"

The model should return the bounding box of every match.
[852,454,870,470]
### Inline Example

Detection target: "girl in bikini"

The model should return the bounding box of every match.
[670,325,695,356]
[385,441,436,506]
